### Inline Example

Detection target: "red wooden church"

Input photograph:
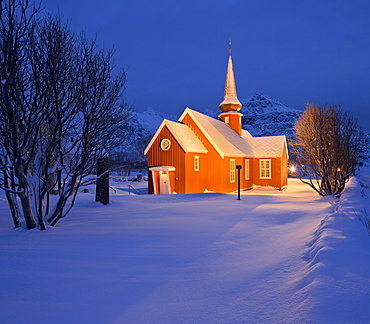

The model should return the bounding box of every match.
[144,54,288,194]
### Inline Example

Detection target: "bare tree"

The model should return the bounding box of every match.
[46,34,131,226]
[27,14,81,230]
[0,0,41,229]
[0,1,131,229]
[291,103,364,197]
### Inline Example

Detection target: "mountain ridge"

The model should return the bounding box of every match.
[118,93,369,166]
[131,92,301,140]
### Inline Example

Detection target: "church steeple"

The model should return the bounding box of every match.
[218,43,243,136]
[219,54,242,112]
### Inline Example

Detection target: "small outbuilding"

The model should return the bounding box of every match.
[144,54,288,194]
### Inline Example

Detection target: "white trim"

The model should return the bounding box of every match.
[151,170,158,194]
[230,159,236,183]
[218,111,243,118]
[149,166,176,172]
[259,159,272,179]
[245,159,250,180]
[194,156,200,171]
[160,138,171,151]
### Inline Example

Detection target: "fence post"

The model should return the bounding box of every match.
[95,157,110,205]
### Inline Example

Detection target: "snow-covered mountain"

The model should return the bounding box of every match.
[124,93,300,161]
[113,108,177,167]
[117,94,370,167]
[239,92,302,137]
[135,107,177,134]
[203,92,301,137]
[131,93,300,140]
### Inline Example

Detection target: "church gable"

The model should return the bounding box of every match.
[179,108,246,158]
[144,119,207,156]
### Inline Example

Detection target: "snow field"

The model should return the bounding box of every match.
[0,171,369,323]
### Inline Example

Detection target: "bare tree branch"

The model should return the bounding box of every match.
[291,103,364,197]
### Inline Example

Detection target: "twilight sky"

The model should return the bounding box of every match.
[42,0,370,130]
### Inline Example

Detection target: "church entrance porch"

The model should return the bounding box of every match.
[149,166,176,194]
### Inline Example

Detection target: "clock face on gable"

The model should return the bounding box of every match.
[160,138,171,151]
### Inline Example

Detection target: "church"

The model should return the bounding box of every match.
[144,53,288,194]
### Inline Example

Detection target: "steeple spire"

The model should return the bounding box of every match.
[219,44,242,112]
[218,41,243,136]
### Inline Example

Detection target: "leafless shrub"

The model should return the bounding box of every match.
[291,103,364,197]
[353,208,370,236]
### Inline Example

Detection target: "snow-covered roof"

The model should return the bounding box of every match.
[179,108,246,158]
[178,108,286,158]
[241,129,253,138]
[145,107,286,158]
[144,119,208,155]
[244,136,287,158]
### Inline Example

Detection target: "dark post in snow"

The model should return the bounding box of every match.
[95,157,110,205]
[236,165,242,200]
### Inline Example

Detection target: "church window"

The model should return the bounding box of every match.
[194,156,200,171]
[245,159,250,180]
[230,159,236,182]
[260,159,271,179]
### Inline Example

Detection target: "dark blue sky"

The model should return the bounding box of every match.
[43,0,370,130]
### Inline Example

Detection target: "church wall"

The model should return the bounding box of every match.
[180,114,226,193]
[180,113,255,193]
[181,114,226,193]
[146,126,186,194]
[147,115,288,194]
[183,152,208,193]
[243,158,254,190]
[280,143,288,188]
[252,157,284,189]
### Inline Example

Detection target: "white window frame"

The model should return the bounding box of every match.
[259,159,271,179]
[245,159,250,180]
[230,159,236,183]
[194,156,200,171]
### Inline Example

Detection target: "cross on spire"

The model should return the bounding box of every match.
[219,40,242,112]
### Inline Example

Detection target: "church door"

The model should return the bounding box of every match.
[159,171,170,194]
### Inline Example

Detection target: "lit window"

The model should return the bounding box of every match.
[245,159,250,180]
[225,116,230,124]
[230,159,236,183]
[260,159,271,179]
[194,156,200,171]
[160,138,171,151]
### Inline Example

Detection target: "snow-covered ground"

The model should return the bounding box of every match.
[0,169,370,324]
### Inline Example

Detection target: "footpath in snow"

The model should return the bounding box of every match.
[0,171,369,323]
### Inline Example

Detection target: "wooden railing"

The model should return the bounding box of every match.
[128,185,140,195]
